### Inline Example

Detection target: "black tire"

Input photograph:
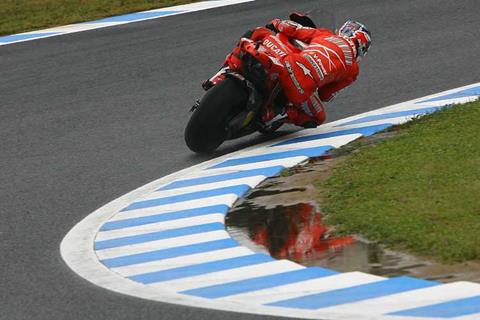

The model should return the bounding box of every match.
[184,78,248,153]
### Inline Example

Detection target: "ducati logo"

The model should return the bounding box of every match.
[263,39,287,57]
[296,62,314,80]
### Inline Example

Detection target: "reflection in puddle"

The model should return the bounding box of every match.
[226,202,480,280]
[227,202,357,265]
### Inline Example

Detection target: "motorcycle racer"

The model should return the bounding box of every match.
[208,15,372,129]
[271,18,371,127]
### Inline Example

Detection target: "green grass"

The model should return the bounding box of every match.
[280,168,294,177]
[317,100,480,263]
[0,0,200,36]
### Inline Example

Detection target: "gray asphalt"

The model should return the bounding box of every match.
[1,0,479,319]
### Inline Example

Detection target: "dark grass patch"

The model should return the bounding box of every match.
[0,0,201,36]
[316,100,480,263]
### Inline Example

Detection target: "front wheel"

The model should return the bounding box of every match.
[184,78,248,153]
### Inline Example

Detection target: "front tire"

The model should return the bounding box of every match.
[184,78,248,153]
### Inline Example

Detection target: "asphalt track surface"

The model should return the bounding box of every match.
[1,0,479,319]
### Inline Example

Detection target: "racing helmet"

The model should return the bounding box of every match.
[337,20,372,61]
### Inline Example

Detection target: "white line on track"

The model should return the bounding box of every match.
[113,246,254,277]
[320,281,480,316]
[153,260,304,292]
[0,0,256,46]
[96,230,231,259]
[224,271,384,305]
[139,176,266,201]
[95,214,226,241]
[107,194,238,221]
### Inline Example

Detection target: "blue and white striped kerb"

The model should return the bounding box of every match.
[0,0,255,46]
[62,83,480,320]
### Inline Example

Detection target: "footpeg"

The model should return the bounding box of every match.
[265,113,288,127]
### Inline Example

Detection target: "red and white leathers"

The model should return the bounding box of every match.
[220,20,359,127]
[271,19,360,127]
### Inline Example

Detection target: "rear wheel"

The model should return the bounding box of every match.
[184,78,248,153]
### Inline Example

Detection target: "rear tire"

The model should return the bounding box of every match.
[184,78,248,153]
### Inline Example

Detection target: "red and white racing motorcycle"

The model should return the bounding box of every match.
[184,13,316,153]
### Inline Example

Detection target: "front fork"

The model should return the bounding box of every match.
[198,67,287,129]
[223,72,264,133]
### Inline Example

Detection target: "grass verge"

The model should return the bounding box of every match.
[316,100,480,263]
[0,0,200,36]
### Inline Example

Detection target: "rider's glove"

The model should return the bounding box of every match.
[265,22,278,33]
[271,19,301,37]
[271,19,281,32]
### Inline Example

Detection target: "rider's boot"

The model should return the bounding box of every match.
[286,106,321,128]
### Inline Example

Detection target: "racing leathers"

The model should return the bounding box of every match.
[270,19,359,127]
[218,19,360,128]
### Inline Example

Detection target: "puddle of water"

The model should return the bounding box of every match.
[248,187,306,198]
[227,202,358,266]
[227,200,480,282]
[226,133,480,282]
[226,201,458,278]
